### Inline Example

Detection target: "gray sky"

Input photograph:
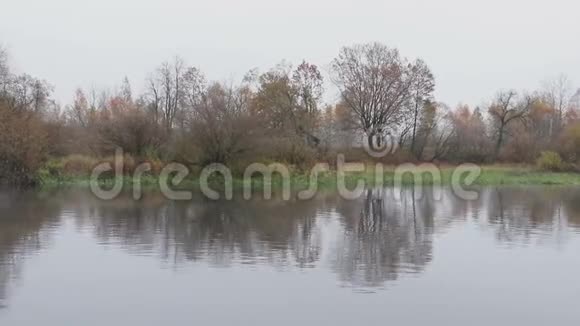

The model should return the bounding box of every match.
[1,0,578,107]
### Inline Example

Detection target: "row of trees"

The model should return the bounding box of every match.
[1,42,580,184]
[0,46,56,185]
[330,43,580,163]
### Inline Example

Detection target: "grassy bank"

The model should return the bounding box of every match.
[37,164,580,191]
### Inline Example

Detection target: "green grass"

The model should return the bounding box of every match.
[37,164,580,191]
[481,167,580,185]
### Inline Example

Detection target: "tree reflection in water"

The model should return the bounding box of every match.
[0,190,62,308]
[1,186,580,305]
[332,188,435,288]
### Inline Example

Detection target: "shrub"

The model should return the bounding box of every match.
[0,104,48,186]
[101,153,137,175]
[60,155,99,176]
[558,123,580,163]
[95,98,164,157]
[40,153,149,180]
[143,158,164,175]
[536,151,564,172]
[500,129,538,163]
[269,136,317,170]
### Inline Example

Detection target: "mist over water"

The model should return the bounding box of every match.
[1,187,580,325]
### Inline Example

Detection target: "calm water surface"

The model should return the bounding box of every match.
[1,187,580,325]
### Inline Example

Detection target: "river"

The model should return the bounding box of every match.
[1,187,579,325]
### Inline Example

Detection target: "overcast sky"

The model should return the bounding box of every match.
[1,0,578,107]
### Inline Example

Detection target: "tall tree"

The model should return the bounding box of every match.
[541,74,573,137]
[409,59,436,154]
[252,61,324,145]
[146,57,186,134]
[0,46,9,95]
[331,42,433,148]
[291,61,324,145]
[488,91,536,159]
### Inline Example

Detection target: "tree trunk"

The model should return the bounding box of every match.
[494,125,505,160]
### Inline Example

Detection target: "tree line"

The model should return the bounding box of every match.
[1,42,579,185]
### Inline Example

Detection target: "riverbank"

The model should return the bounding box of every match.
[37,164,580,190]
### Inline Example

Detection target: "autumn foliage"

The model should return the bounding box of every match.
[1,43,580,186]
[0,103,48,185]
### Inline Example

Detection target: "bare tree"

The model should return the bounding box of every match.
[96,92,162,156]
[0,73,52,113]
[488,91,536,159]
[291,61,324,145]
[69,88,90,128]
[292,61,324,116]
[181,67,206,109]
[331,42,431,148]
[0,46,8,95]
[146,57,186,134]
[409,59,436,154]
[120,76,132,103]
[180,66,207,129]
[145,75,161,123]
[428,104,456,161]
[412,101,438,160]
[541,74,574,136]
[188,82,256,164]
